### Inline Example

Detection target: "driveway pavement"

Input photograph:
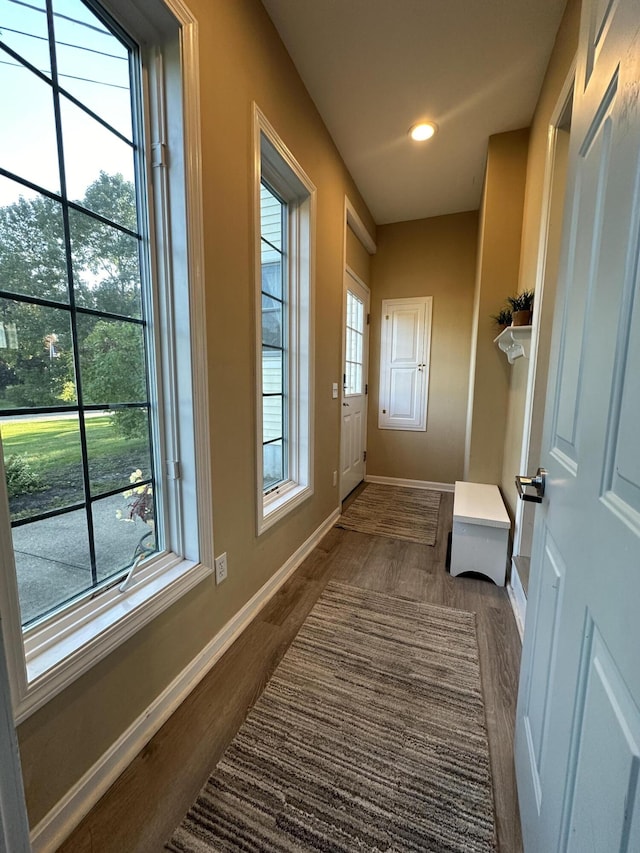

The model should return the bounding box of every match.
[12,494,152,624]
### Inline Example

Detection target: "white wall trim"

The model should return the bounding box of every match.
[507,574,526,642]
[30,507,340,853]
[513,59,576,561]
[0,630,30,853]
[345,196,376,255]
[364,475,454,493]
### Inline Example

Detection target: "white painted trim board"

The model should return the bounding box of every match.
[364,475,454,493]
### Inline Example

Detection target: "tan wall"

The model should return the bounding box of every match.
[500,0,580,517]
[16,0,375,827]
[367,212,478,485]
[346,225,372,285]
[465,129,529,486]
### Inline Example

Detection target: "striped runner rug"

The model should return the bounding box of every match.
[166,582,497,852]
[335,484,441,545]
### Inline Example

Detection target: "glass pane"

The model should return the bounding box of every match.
[52,0,133,140]
[346,292,355,329]
[60,94,135,216]
[12,508,92,626]
[0,185,69,302]
[354,329,363,365]
[77,315,146,406]
[345,360,362,396]
[263,440,283,491]
[348,292,364,332]
[69,206,141,318]
[0,298,75,410]
[262,346,282,395]
[260,184,282,250]
[85,407,150,496]
[93,486,156,581]
[346,327,356,364]
[0,59,60,194]
[263,394,282,444]
[0,0,51,75]
[261,245,282,299]
[0,413,85,522]
[354,363,362,395]
[344,361,352,395]
[262,294,283,348]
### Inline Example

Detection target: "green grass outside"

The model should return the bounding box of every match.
[0,415,147,479]
[1,415,150,520]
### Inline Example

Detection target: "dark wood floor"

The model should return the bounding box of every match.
[57,489,523,852]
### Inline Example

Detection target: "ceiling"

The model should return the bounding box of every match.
[261,0,568,225]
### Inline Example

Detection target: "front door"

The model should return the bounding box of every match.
[340,270,369,500]
[515,0,640,849]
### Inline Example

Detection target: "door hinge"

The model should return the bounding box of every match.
[367,313,370,325]
[365,383,368,395]
[363,450,367,462]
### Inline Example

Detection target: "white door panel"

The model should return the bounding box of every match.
[340,271,369,500]
[390,309,421,361]
[389,369,417,420]
[515,0,640,849]
[379,297,431,431]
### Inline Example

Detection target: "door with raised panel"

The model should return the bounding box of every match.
[378,297,431,431]
[340,270,369,500]
[515,0,640,849]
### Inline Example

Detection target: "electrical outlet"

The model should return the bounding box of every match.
[332,470,338,487]
[215,552,228,585]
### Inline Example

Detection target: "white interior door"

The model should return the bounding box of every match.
[340,270,369,500]
[378,297,431,431]
[515,0,640,849]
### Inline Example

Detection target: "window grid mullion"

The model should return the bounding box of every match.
[44,0,99,586]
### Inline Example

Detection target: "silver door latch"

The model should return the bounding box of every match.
[515,467,547,503]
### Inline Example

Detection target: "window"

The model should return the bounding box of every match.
[254,106,315,533]
[344,291,365,396]
[0,0,211,720]
[260,183,287,491]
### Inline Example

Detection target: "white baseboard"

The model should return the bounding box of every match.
[364,475,454,493]
[507,562,526,641]
[30,507,341,853]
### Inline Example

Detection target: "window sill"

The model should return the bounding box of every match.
[14,555,212,723]
[259,482,312,535]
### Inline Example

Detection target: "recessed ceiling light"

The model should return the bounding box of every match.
[409,121,438,142]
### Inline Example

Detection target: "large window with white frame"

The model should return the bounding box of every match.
[0,0,211,720]
[254,106,314,533]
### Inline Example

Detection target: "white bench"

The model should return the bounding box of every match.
[451,481,510,586]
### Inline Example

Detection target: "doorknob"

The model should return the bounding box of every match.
[342,402,350,407]
[515,467,547,503]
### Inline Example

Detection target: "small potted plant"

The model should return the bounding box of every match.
[491,308,512,332]
[507,289,534,326]
[117,469,155,560]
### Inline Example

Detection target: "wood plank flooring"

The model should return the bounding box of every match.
[57,489,523,853]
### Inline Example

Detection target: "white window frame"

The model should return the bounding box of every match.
[0,0,213,723]
[253,105,315,534]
